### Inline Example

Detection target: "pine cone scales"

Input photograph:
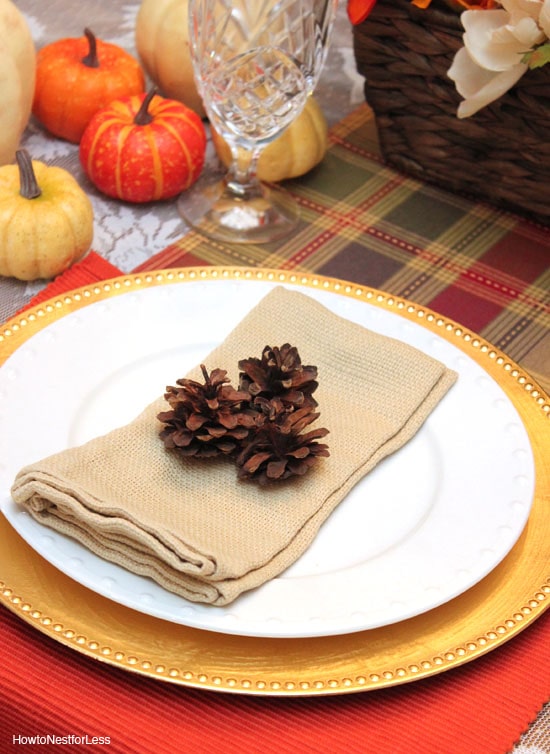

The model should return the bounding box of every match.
[238,343,319,409]
[158,365,254,458]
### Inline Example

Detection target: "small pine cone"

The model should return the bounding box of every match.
[238,343,319,409]
[157,365,255,459]
[235,401,330,485]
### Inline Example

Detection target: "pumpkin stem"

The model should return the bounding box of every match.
[16,150,42,200]
[134,88,157,126]
[82,28,100,68]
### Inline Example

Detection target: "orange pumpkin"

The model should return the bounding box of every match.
[79,89,207,203]
[32,28,145,144]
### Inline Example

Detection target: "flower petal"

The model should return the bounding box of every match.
[448,48,527,116]
[539,0,550,35]
[505,15,545,45]
[500,0,545,23]
[448,46,495,97]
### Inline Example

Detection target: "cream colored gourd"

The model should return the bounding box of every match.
[0,151,94,281]
[0,0,36,165]
[135,0,205,118]
[212,97,329,183]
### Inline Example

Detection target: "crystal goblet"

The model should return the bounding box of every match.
[178,0,337,244]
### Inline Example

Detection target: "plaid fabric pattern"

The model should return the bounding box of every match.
[135,104,550,393]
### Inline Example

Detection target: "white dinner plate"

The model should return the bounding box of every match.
[0,278,535,638]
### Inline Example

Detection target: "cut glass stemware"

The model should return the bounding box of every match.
[177,0,337,244]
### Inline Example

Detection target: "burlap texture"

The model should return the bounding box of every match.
[12,287,457,605]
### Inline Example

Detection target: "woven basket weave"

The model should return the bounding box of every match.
[352,0,550,225]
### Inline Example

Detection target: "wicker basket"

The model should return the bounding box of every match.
[352,0,550,225]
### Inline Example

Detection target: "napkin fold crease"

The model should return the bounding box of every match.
[11,287,457,606]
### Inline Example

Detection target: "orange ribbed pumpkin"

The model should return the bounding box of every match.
[79,90,206,203]
[32,28,145,144]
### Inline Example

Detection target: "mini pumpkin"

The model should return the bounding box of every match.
[135,0,205,117]
[0,150,94,281]
[0,0,36,165]
[32,28,146,144]
[211,97,329,182]
[79,89,207,203]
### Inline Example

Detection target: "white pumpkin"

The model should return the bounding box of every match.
[135,0,205,118]
[0,0,35,165]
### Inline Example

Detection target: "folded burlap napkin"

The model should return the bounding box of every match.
[12,287,456,606]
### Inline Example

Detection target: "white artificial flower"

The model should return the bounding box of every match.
[447,0,549,117]
[448,47,526,116]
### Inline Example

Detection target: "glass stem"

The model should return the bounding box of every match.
[225,143,264,200]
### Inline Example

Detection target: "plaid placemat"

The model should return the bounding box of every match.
[135,104,550,393]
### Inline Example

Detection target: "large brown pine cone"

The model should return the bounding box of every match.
[235,398,330,485]
[157,365,255,458]
[238,343,319,409]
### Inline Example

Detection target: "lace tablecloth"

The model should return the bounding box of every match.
[1,0,365,323]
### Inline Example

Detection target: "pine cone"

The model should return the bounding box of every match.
[238,343,319,409]
[157,365,255,458]
[235,399,330,485]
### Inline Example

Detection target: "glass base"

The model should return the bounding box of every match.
[177,168,300,244]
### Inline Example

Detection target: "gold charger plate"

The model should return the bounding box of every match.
[0,267,548,696]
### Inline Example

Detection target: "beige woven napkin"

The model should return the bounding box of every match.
[12,287,456,606]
